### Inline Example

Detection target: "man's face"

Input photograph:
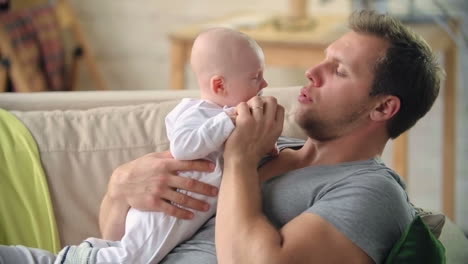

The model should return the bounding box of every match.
[295,31,389,141]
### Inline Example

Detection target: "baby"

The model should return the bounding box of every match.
[56,27,271,264]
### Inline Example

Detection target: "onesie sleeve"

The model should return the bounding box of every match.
[165,100,235,160]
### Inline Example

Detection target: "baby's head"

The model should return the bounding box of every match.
[190,28,268,107]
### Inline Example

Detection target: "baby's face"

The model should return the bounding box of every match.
[223,51,268,106]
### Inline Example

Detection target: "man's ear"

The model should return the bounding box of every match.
[210,75,226,95]
[370,95,400,121]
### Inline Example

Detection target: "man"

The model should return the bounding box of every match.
[100,10,442,264]
[0,10,442,264]
[101,10,442,264]
[213,10,442,263]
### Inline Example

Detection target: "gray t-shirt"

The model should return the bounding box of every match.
[161,137,415,264]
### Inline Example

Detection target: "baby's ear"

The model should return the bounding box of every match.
[210,75,226,95]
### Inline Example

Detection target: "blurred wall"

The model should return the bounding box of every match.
[67,0,348,91]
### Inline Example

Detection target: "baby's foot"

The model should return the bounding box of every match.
[55,243,97,264]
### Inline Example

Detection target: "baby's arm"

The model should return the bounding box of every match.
[167,106,235,160]
[257,149,289,182]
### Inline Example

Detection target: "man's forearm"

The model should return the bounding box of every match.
[216,161,284,264]
[98,194,129,240]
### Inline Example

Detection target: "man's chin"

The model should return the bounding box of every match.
[293,108,311,128]
[294,116,333,141]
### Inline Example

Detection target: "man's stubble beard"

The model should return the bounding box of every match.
[294,103,370,142]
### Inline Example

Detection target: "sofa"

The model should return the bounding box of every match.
[1,86,467,263]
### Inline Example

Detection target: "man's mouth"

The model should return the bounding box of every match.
[298,87,313,103]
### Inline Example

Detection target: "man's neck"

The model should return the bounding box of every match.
[295,128,388,167]
[259,127,389,182]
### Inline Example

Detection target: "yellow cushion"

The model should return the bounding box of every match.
[0,109,60,253]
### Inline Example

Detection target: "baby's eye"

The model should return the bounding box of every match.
[335,68,347,77]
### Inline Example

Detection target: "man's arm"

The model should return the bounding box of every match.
[99,152,217,240]
[99,192,129,240]
[216,161,373,264]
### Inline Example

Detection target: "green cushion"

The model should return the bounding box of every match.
[0,109,60,253]
[385,216,445,264]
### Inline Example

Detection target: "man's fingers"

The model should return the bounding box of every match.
[249,97,264,119]
[276,104,285,124]
[150,150,173,159]
[236,102,251,116]
[165,159,214,173]
[263,96,277,117]
[246,95,263,106]
[168,175,218,197]
[162,189,210,212]
[157,200,194,219]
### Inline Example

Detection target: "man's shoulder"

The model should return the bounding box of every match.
[345,159,406,190]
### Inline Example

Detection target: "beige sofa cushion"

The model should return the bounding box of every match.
[11,87,306,246]
[13,103,171,246]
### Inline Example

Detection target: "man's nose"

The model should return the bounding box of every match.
[305,66,321,87]
[260,78,268,89]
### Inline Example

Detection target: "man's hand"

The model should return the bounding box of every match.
[224,96,284,166]
[268,144,280,157]
[107,151,218,219]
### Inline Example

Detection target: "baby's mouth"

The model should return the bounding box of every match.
[257,90,263,96]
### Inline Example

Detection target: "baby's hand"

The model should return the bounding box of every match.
[225,107,238,125]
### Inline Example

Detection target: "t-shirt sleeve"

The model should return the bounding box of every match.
[306,172,414,263]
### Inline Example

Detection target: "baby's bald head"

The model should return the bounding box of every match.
[190,28,263,90]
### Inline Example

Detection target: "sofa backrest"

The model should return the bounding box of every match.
[2,87,306,246]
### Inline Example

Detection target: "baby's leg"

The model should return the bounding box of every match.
[55,241,97,264]
[119,170,220,263]
[0,245,56,264]
[84,237,120,248]
[54,237,121,264]
[57,170,221,264]
[106,170,221,263]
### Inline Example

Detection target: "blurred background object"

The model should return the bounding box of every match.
[0,0,10,11]
[0,0,108,92]
[272,0,318,31]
